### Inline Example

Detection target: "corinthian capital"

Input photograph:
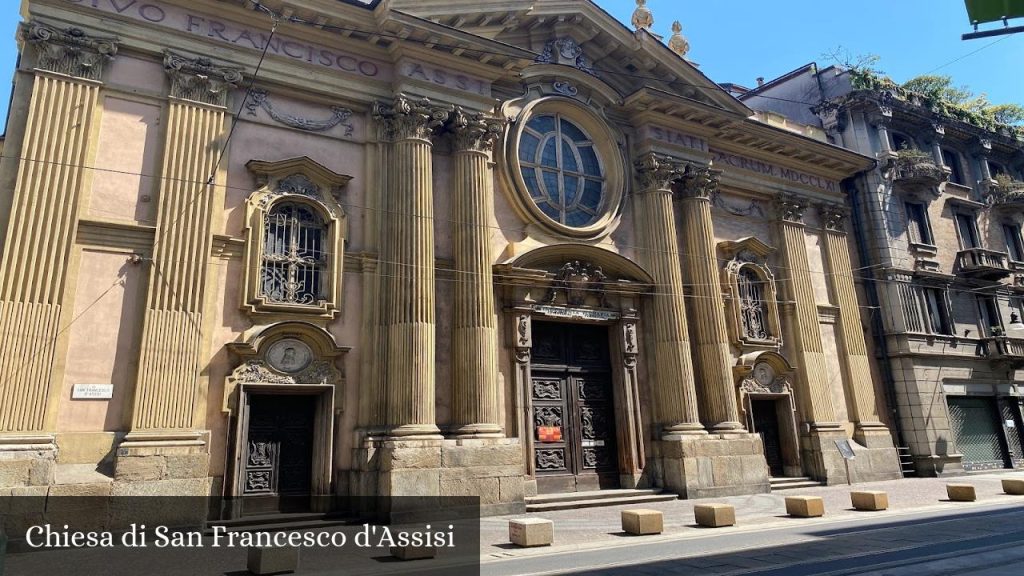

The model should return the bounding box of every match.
[164,52,243,107]
[448,106,505,153]
[775,194,809,223]
[676,164,721,200]
[633,152,685,191]
[373,94,450,142]
[818,202,848,232]
[20,21,118,81]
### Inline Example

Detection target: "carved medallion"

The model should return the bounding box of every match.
[266,339,313,374]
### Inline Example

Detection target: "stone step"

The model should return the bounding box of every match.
[526,491,677,512]
[206,513,355,534]
[769,477,823,491]
[526,488,666,505]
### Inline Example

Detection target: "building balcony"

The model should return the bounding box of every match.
[983,177,1024,209]
[890,151,948,193]
[955,248,1011,280]
[980,336,1024,362]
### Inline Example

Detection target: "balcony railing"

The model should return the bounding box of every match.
[889,151,948,192]
[955,248,1011,280]
[981,336,1024,361]
[983,178,1024,208]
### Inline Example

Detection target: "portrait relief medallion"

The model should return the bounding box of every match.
[266,338,313,374]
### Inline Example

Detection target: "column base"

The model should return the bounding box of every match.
[708,421,746,434]
[112,431,212,495]
[387,424,444,440]
[661,422,708,438]
[0,434,57,488]
[800,428,902,484]
[448,423,504,439]
[353,437,525,522]
[656,433,770,499]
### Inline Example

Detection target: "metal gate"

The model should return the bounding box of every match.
[947,396,1008,471]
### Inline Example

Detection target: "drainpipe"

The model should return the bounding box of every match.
[845,173,907,449]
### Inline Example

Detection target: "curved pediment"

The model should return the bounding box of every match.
[508,243,655,284]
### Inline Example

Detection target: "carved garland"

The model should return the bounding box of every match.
[245,89,354,137]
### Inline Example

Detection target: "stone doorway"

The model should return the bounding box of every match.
[239,394,317,515]
[751,398,785,477]
[531,321,620,494]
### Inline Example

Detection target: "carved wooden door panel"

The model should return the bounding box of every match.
[242,394,316,515]
[752,399,784,477]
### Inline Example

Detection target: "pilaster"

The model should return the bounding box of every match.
[448,107,504,438]
[818,203,889,441]
[116,52,240,484]
[373,95,449,440]
[774,195,840,430]
[675,165,743,432]
[631,153,704,436]
[0,23,115,447]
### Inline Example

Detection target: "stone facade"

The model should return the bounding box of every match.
[0,0,900,520]
[743,64,1024,476]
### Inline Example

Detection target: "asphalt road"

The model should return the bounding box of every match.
[481,502,1024,576]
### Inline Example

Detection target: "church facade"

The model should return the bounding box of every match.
[0,0,901,518]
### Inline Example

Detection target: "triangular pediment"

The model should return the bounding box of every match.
[386,0,751,115]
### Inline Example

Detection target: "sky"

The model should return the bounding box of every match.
[0,0,1021,133]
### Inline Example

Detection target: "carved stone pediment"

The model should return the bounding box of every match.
[719,237,775,265]
[535,37,597,76]
[233,359,340,386]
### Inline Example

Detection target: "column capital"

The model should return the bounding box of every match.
[818,202,849,232]
[447,106,505,153]
[633,152,685,191]
[164,51,243,107]
[373,94,451,142]
[676,164,721,201]
[775,194,809,224]
[20,21,118,81]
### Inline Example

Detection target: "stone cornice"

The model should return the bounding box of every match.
[447,106,505,153]
[20,21,118,81]
[164,51,243,107]
[372,94,451,142]
[633,152,685,191]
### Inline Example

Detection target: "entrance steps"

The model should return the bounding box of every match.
[205,512,355,534]
[897,446,917,477]
[525,488,676,512]
[769,476,823,491]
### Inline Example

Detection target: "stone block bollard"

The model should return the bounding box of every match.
[851,490,888,511]
[946,484,976,502]
[509,518,553,547]
[785,496,825,518]
[1001,478,1024,495]
[621,509,664,535]
[694,503,735,527]
[390,545,437,560]
[247,546,299,575]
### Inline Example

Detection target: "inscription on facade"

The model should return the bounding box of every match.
[399,59,490,96]
[711,149,838,193]
[638,125,708,152]
[71,383,114,399]
[65,0,392,80]
[533,305,620,321]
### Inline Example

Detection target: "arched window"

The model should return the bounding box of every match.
[260,202,327,305]
[738,266,771,341]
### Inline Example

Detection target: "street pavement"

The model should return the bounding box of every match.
[480,471,1024,575]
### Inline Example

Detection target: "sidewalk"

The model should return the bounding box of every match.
[480,470,1024,561]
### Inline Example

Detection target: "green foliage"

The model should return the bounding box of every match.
[901,75,973,106]
[988,104,1024,125]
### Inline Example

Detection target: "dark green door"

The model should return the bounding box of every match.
[948,396,1009,471]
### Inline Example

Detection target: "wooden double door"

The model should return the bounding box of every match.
[531,321,619,494]
[240,394,317,515]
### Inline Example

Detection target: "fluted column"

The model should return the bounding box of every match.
[819,203,886,436]
[374,96,448,439]
[129,53,241,432]
[0,23,116,433]
[632,154,704,436]
[448,108,504,438]
[775,196,839,429]
[676,166,743,432]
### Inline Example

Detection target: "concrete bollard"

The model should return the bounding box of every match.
[390,545,437,560]
[946,484,977,502]
[694,504,735,528]
[851,490,888,511]
[247,546,299,575]
[509,518,553,547]
[1002,478,1024,495]
[621,509,664,535]
[785,496,825,518]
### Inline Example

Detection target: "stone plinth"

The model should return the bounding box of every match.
[694,503,735,527]
[802,431,901,485]
[621,509,663,535]
[509,518,553,547]
[658,434,769,498]
[390,545,437,560]
[247,546,299,575]
[0,435,57,488]
[785,496,825,517]
[1002,479,1024,495]
[851,490,888,511]
[946,484,976,502]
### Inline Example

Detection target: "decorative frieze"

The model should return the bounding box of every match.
[245,89,354,136]
[447,106,505,153]
[164,51,243,107]
[373,94,450,142]
[19,21,118,81]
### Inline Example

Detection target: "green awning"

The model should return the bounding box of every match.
[965,0,1024,24]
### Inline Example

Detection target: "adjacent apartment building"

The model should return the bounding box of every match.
[0,0,900,521]
[742,63,1024,476]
